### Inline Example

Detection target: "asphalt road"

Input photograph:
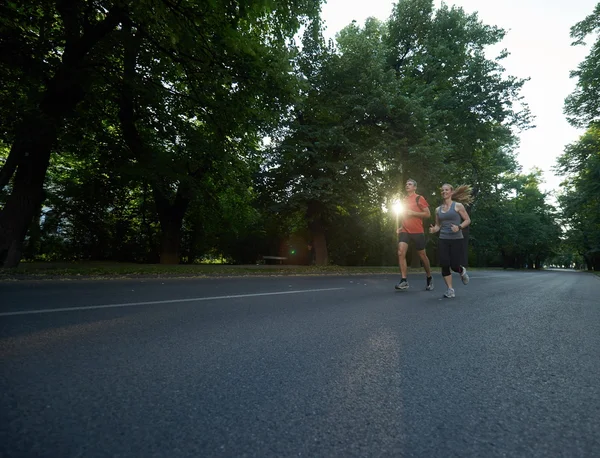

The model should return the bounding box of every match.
[1,270,599,457]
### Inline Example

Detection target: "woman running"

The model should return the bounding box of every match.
[429,184,473,298]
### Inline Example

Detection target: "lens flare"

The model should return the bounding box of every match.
[392,200,403,215]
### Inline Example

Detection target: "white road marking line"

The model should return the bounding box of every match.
[0,288,345,317]
[468,275,511,278]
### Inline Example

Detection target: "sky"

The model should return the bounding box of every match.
[319,0,598,195]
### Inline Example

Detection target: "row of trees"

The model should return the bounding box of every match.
[0,0,570,269]
[0,0,322,266]
[552,2,600,271]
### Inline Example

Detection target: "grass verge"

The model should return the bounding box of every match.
[0,261,410,280]
[1,262,576,281]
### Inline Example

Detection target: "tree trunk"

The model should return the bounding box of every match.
[307,200,328,266]
[501,250,508,269]
[159,220,182,265]
[152,183,190,265]
[594,253,600,272]
[184,221,205,264]
[0,118,56,267]
[118,24,192,265]
[583,254,592,271]
[312,231,328,266]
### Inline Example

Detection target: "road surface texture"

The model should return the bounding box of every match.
[1,269,599,457]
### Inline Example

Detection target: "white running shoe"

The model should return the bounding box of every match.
[460,267,469,285]
[443,288,455,298]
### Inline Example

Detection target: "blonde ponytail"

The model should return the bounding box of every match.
[451,184,474,205]
[441,183,474,205]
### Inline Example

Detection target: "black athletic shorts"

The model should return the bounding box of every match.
[438,238,465,267]
[398,232,426,251]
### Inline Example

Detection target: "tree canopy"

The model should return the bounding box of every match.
[554,1,600,271]
[0,0,571,270]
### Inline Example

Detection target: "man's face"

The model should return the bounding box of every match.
[405,181,416,192]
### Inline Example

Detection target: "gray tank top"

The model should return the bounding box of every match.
[438,202,463,240]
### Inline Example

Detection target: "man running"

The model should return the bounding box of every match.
[395,179,434,291]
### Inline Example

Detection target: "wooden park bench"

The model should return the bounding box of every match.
[262,256,287,265]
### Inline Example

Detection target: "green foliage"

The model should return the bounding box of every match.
[469,170,560,268]
[2,0,322,266]
[261,0,533,265]
[555,126,600,269]
[565,2,600,128]
[386,0,531,193]
[3,0,560,268]
[559,2,600,270]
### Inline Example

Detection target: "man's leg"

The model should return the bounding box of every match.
[413,234,433,290]
[395,241,410,290]
[416,250,432,277]
[417,249,433,290]
[398,241,408,278]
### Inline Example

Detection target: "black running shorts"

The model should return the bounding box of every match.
[398,232,426,251]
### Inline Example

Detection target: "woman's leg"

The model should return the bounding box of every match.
[449,240,469,285]
[442,265,453,289]
[439,239,454,291]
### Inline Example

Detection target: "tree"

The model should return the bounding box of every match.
[0,0,322,267]
[469,170,560,269]
[555,126,600,270]
[384,0,533,267]
[263,17,438,265]
[0,1,128,267]
[559,2,600,270]
[564,2,600,128]
[263,0,532,266]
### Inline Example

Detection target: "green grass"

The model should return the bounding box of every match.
[1,261,572,281]
[0,261,411,280]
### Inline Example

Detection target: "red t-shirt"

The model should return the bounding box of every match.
[400,193,429,234]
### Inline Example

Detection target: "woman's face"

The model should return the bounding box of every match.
[441,185,453,199]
